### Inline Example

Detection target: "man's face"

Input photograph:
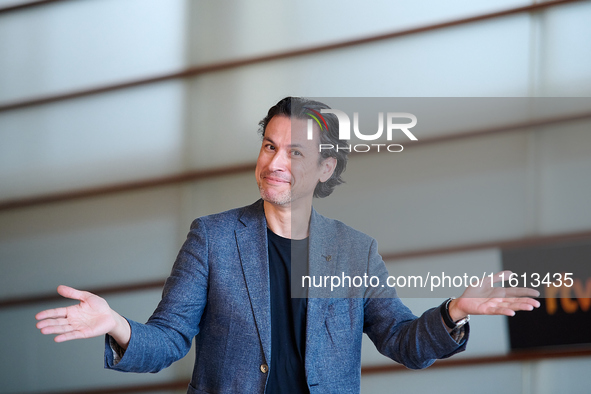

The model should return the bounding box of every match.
[255,115,335,208]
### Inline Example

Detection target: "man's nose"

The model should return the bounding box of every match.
[269,149,290,171]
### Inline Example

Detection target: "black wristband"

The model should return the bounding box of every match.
[440,298,457,329]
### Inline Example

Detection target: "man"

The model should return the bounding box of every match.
[36,97,540,393]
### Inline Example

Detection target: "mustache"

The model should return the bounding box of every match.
[261,171,291,182]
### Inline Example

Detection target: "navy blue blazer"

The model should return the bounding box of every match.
[105,200,467,393]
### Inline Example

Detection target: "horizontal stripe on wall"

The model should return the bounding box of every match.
[2,228,590,309]
[1,109,589,211]
[0,0,71,14]
[0,0,585,113]
[26,347,591,394]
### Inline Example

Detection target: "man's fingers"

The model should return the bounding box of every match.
[502,297,541,308]
[36,318,69,329]
[57,285,88,301]
[39,323,74,335]
[35,307,68,321]
[36,286,90,320]
[55,330,87,343]
[488,273,541,298]
[504,287,540,298]
[504,302,535,312]
[37,318,96,341]
[490,270,513,284]
[489,299,540,314]
[506,300,539,310]
[492,307,516,317]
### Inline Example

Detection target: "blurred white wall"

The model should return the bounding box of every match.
[1,0,591,393]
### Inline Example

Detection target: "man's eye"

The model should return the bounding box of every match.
[291,150,302,156]
[265,144,276,150]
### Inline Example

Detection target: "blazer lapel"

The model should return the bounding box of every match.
[235,200,272,365]
[234,202,339,381]
[305,208,338,385]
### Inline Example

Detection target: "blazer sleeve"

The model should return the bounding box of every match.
[362,239,469,369]
[104,217,210,373]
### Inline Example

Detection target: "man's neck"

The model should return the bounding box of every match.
[263,200,311,240]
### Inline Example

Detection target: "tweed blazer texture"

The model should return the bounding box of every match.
[105,200,467,393]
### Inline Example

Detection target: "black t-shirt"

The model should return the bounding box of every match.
[265,228,309,394]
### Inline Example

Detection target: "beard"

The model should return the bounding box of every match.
[258,183,292,205]
[256,169,294,205]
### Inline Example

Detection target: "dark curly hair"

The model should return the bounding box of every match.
[258,97,349,198]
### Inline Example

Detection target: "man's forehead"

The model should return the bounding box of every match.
[265,116,320,146]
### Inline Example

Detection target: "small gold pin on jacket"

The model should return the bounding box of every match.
[322,254,332,262]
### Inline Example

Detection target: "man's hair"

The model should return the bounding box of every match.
[258,96,349,198]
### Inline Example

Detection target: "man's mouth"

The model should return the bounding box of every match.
[263,174,291,185]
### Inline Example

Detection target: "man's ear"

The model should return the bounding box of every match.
[319,157,337,183]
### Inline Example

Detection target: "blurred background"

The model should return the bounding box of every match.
[1,0,591,393]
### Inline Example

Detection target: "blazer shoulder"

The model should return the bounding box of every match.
[190,200,264,232]
[312,209,375,245]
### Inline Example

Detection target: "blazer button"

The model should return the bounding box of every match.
[260,364,269,373]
